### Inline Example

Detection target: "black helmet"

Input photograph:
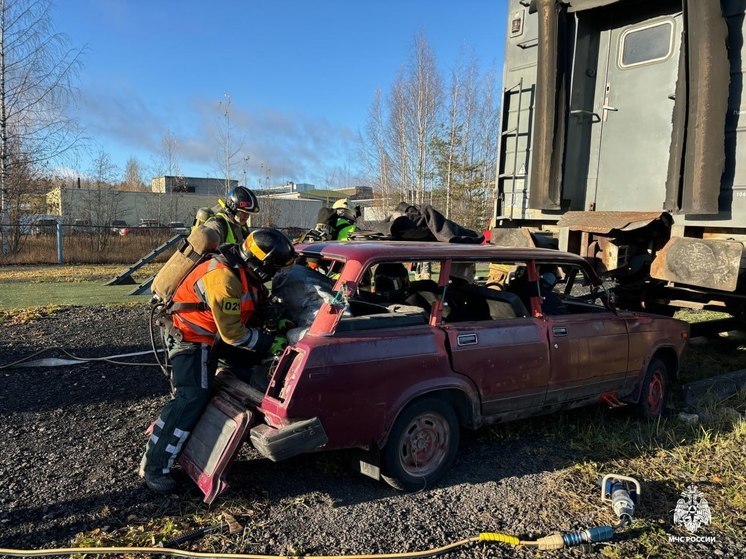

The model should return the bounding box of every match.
[239,228,296,281]
[225,186,260,217]
[374,263,410,303]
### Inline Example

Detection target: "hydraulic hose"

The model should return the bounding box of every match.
[149,300,171,377]
[0,538,482,559]
[0,347,162,370]
[0,528,621,559]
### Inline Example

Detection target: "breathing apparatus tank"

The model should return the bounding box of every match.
[151,225,221,302]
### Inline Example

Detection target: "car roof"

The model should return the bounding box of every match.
[298,241,589,266]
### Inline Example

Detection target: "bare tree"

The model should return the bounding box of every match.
[79,149,120,252]
[0,0,84,254]
[215,92,243,197]
[121,156,145,191]
[149,129,184,223]
[361,88,395,210]
[362,34,442,211]
[407,35,442,205]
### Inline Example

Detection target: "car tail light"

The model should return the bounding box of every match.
[267,349,303,402]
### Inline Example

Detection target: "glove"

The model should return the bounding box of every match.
[270,335,288,356]
[277,318,295,332]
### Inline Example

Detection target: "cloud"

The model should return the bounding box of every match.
[174,99,363,186]
[71,86,364,188]
[74,82,167,153]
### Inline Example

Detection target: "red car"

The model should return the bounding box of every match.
[119,220,163,236]
[178,242,689,502]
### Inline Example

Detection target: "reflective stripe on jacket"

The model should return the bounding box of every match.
[171,255,264,345]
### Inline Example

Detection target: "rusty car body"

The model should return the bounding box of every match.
[178,241,689,502]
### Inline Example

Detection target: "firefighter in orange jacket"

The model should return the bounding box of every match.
[140,228,296,493]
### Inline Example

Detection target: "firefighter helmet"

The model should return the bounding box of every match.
[332,198,356,222]
[225,186,260,218]
[239,228,296,281]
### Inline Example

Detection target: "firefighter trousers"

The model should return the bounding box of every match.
[140,342,217,476]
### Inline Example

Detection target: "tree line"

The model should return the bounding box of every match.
[0,0,501,257]
[360,34,500,230]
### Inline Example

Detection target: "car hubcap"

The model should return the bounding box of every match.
[399,413,449,477]
[648,370,664,414]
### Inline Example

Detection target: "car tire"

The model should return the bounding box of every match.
[381,397,459,491]
[636,358,669,420]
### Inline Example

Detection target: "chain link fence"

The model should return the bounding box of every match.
[0,223,309,265]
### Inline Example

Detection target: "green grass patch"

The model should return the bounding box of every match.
[0,263,162,284]
[0,281,150,310]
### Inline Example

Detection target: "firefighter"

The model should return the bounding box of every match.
[330,198,358,240]
[303,198,360,242]
[139,228,295,493]
[194,186,260,244]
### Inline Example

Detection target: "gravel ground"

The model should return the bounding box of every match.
[0,305,740,558]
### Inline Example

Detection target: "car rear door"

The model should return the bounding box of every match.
[442,317,550,416]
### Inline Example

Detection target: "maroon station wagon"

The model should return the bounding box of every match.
[178,241,689,502]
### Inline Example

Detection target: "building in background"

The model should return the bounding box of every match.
[151,176,239,197]
[46,186,321,230]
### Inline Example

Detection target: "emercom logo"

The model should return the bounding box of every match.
[668,485,716,544]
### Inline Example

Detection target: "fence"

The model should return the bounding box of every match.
[0,223,309,265]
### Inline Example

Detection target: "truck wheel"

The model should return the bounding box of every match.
[381,398,459,491]
[636,358,669,420]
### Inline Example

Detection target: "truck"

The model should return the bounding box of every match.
[494,0,745,318]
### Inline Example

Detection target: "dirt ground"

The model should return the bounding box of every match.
[0,305,743,559]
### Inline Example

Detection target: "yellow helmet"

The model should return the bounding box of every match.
[332,198,356,222]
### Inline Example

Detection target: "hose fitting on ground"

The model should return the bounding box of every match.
[601,473,641,529]
[532,526,615,550]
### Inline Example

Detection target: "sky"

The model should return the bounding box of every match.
[52,0,508,189]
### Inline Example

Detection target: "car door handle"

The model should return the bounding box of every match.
[457,333,478,346]
[553,327,567,336]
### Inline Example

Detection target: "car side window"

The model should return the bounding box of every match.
[555,263,609,313]
[443,260,530,322]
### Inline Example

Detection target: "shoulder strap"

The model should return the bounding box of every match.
[216,213,236,244]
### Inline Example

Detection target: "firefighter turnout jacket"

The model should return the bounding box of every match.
[171,253,266,349]
[202,210,249,244]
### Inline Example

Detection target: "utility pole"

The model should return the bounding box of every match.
[243,155,250,187]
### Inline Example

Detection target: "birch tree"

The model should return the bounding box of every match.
[215,92,243,197]
[121,156,145,191]
[0,0,84,254]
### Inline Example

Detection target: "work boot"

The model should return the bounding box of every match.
[144,471,177,494]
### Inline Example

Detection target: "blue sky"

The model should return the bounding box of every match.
[53,0,508,188]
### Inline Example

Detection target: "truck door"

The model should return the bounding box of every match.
[568,11,682,212]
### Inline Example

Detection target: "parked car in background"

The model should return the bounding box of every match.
[111,220,128,235]
[72,219,92,235]
[168,221,189,236]
[30,217,60,236]
[119,219,163,236]
[179,241,690,503]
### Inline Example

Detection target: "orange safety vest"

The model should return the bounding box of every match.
[171,256,261,345]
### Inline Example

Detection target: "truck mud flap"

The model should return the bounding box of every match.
[178,395,253,504]
[651,237,743,292]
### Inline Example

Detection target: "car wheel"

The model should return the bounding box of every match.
[381,397,459,491]
[636,358,669,420]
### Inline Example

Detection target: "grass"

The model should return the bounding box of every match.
[0,264,161,312]
[8,266,745,556]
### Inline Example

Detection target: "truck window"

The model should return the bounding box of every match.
[619,20,674,68]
